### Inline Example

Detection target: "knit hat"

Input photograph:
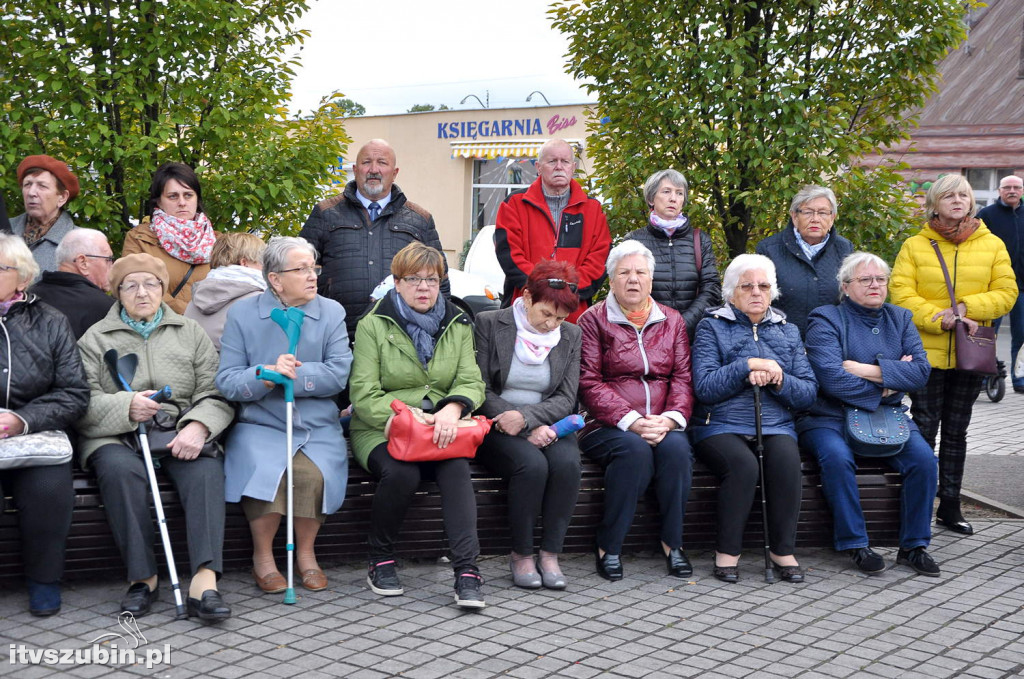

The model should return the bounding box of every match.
[17,155,80,200]
[109,254,169,293]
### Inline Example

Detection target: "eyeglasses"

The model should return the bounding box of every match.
[401,275,441,287]
[738,283,771,293]
[545,278,578,293]
[83,254,115,264]
[850,275,889,286]
[0,264,17,273]
[277,265,322,277]
[796,209,833,219]
[119,280,162,294]
[1001,185,1023,191]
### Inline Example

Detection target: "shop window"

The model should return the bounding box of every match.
[471,158,537,234]
[965,168,1016,207]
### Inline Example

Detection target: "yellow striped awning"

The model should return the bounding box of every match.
[449,139,583,160]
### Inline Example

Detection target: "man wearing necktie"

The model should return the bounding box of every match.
[300,139,449,342]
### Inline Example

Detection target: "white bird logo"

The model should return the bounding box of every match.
[87,611,148,648]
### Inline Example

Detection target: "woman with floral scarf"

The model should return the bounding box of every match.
[122,162,219,314]
[891,173,1017,537]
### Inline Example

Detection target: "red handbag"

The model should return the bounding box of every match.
[385,400,492,462]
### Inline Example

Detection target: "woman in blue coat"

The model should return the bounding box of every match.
[800,252,938,577]
[691,254,817,583]
[217,237,352,594]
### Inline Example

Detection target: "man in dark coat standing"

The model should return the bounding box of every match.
[978,175,1024,393]
[29,228,114,339]
[299,139,448,340]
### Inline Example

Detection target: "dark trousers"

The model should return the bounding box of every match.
[909,368,984,502]
[476,431,581,554]
[694,433,801,557]
[0,462,73,583]
[366,443,480,570]
[580,427,693,555]
[91,444,225,582]
[800,428,936,551]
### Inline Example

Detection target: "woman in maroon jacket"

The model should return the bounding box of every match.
[577,240,695,581]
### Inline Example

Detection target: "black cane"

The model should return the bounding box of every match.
[753,385,776,584]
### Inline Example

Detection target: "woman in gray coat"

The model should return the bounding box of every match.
[474,260,582,590]
[216,237,352,595]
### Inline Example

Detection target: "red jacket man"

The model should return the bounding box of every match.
[494,139,611,322]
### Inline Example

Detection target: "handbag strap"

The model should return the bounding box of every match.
[929,239,958,313]
[837,304,850,360]
[693,227,703,275]
[170,264,196,298]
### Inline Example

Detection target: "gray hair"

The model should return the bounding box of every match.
[0,233,40,287]
[607,239,656,277]
[721,253,779,303]
[55,228,108,265]
[643,169,688,207]
[837,251,890,288]
[924,173,975,218]
[789,185,838,215]
[262,236,317,287]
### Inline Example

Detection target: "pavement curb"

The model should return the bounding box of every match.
[962,487,1024,518]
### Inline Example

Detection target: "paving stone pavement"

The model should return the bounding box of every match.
[3,521,1024,678]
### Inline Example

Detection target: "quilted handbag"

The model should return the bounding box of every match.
[385,399,491,462]
[0,430,73,469]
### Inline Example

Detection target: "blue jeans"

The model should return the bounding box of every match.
[993,292,1024,389]
[580,427,693,554]
[799,428,936,551]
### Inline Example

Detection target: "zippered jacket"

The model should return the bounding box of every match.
[690,304,816,443]
[577,294,693,439]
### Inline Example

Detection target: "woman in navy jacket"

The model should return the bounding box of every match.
[691,254,817,583]
[800,252,938,577]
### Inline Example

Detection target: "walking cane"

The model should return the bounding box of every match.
[752,385,776,584]
[102,350,186,618]
[254,307,305,604]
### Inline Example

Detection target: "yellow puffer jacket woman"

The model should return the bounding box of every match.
[890,222,1016,369]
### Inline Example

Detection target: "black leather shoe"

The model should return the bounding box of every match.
[896,547,940,577]
[120,582,157,617]
[848,547,886,574]
[665,549,693,578]
[712,565,739,583]
[187,589,231,622]
[935,515,974,535]
[595,546,623,581]
[772,562,805,583]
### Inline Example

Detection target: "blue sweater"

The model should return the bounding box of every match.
[691,304,817,443]
[798,299,930,434]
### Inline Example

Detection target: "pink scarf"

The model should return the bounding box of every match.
[0,291,26,316]
[150,209,215,264]
[512,297,560,365]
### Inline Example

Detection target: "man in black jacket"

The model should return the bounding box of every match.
[978,175,1024,393]
[299,139,448,340]
[29,227,114,339]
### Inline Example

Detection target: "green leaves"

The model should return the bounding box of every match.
[0,0,347,244]
[551,0,974,262]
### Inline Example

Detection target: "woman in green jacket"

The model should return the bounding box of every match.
[350,242,486,609]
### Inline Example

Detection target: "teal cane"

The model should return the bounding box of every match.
[255,306,306,604]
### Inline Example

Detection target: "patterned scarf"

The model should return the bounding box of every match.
[22,212,60,247]
[929,215,980,245]
[392,289,446,367]
[650,211,688,238]
[0,291,26,316]
[120,305,164,339]
[150,209,215,264]
[511,297,560,365]
[621,296,653,329]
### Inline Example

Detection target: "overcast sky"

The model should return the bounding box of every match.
[286,0,594,116]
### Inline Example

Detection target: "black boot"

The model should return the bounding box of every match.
[936,498,973,536]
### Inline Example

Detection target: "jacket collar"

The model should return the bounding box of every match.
[604,291,667,329]
[36,270,105,293]
[372,290,468,333]
[343,180,407,217]
[780,219,843,263]
[919,221,993,243]
[256,288,323,322]
[93,301,184,336]
[707,303,787,325]
[522,178,588,211]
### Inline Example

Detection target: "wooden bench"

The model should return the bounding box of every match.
[0,453,902,583]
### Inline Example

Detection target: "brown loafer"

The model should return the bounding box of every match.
[252,569,287,594]
[301,568,328,591]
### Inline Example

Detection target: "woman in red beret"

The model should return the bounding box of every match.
[9,154,80,273]
[122,162,220,314]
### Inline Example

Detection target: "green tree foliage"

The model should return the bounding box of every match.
[0,1,351,243]
[407,104,451,113]
[337,98,367,117]
[551,0,974,262]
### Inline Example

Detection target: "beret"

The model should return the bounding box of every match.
[17,155,80,200]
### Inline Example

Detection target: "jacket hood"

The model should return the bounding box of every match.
[190,277,265,315]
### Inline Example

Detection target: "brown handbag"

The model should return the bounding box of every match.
[930,240,998,375]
